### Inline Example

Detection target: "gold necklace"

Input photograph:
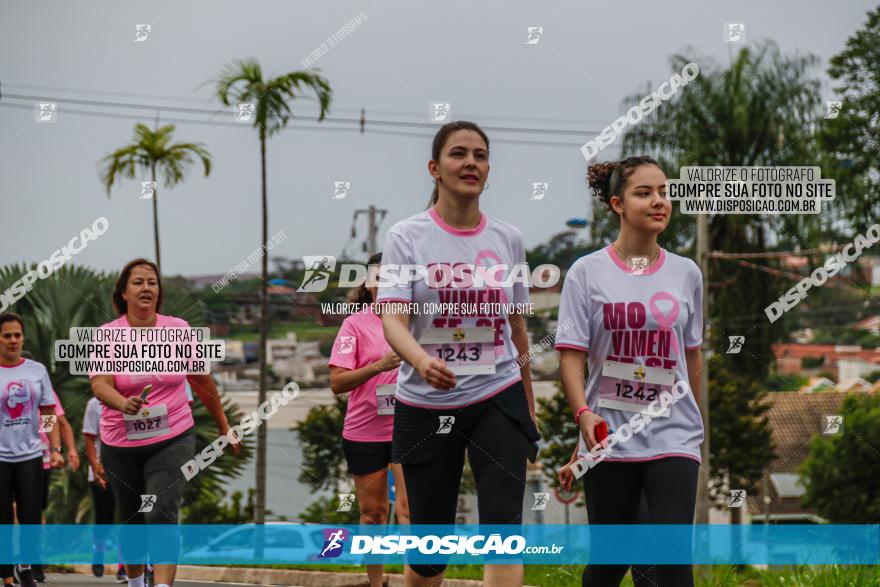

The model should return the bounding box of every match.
[613,242,659,267]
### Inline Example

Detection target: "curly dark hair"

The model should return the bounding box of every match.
[587,156,663,215]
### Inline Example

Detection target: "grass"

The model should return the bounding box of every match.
[258,564,880,586]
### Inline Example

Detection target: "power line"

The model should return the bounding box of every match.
[3,92,605,138]
[0,100,591,148]
[1,82,617,126]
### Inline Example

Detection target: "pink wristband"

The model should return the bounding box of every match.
[574,405,591,424]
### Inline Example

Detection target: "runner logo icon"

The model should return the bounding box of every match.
[318,528,349,558]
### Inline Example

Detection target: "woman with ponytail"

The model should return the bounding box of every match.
[556,157,704,587]
[377,121,539,587]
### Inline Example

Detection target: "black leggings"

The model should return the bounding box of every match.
[101,429,195,564]
[402,400,531,577]
[581,457,700,587]
[0,457,44,580]
[90,481,117,558]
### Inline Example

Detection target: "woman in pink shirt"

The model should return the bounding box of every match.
[329,252,410,587]
[90,259,239,587]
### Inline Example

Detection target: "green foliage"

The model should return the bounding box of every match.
[183,487,258,524]
[536,382,579,491]
[800,393,880,522]
[764,372,810,392]
[526,232,596,271]
[295,395,347,491]
[298,494,360,525]
[819,6,880,234]
[707,357,776,507]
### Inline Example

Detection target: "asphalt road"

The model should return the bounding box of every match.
[41,575,262,587]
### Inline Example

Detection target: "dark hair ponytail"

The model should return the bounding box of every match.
[587,156,662,215]
[346,252,383,305]
[427,121,490,209]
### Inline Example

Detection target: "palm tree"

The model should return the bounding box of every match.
[214,58,332,523]
[100,124,212,275]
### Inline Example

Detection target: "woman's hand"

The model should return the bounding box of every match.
[578,409,608,452]
[373,351,402,373]
[218,422,241,456]
[49,451,65,470]
[415,355,456,390]
[118,395,146,415]
[559,458,577,491]
[93,461,108,489]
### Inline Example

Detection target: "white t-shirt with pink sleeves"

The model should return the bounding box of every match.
[0,359,56,463]
[376,207,530,408]
[555,245,704,463]
[328,306,396,442]
[89,313,195,448]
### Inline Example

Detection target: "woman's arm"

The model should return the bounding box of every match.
[559,348,605,450]
[381,306,455,390]
[39,405,64,469]
[508,312,535,421]
[685,348,702,407]
[83,433,106,488]
[329,351,399,395]
[57,413,79,470]
[90,374,144,414]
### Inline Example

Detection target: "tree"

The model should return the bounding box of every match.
[536,382,579,492]
[0,263,252,523]
[819,6,880,235]
[800,393,880,522]
[215,59,332,524]
[706,358,775,514]
[619,40,825,522]
[100,124,211,275]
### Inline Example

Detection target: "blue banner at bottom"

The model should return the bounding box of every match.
[1,524,877,565]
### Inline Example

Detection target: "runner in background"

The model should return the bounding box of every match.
[83,395,126,582]
[378,121,540,587]
[90,259,239,587]
[16,350,79,583]
[556,157,704,587]
[329,252,410,587]
[0,313,64,587]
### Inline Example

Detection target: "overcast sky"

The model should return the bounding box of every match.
[1,1,874,277]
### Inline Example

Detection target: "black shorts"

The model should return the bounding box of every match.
[342,438,392,475]
[392,379,540,465]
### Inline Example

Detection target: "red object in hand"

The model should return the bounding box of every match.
[595,421,609,442]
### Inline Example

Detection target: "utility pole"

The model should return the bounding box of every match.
[696,213,712,524]
[353,205,387,257]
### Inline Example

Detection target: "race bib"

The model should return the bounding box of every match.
[419,327,496,375]
[376,384,396,416]
[597,360,674,416]
[123,403,170,440]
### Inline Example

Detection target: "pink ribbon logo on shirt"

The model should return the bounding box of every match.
[649,291,680,359]
[4,381,29,419]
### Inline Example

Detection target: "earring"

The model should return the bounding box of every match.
[483,182,490,191]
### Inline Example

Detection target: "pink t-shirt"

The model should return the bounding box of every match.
[40,390,65,469]
[329,307,397,442]
[89,314,195,447]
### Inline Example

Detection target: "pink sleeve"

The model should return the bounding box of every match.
[52,390,65,416]
[328,318,359,370]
